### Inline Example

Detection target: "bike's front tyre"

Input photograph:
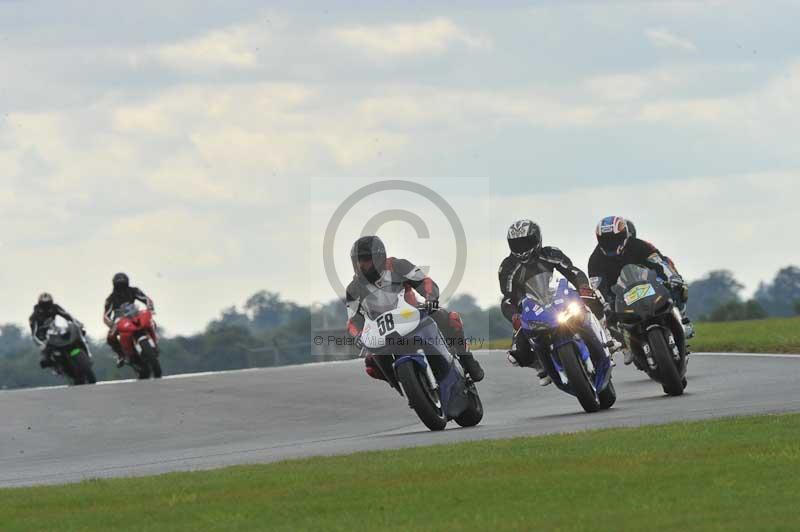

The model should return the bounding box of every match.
[397,362,447,431]
[558,343,600,413]
[648,330,683,396]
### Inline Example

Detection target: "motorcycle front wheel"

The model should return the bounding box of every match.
[558,343,600,413]
[140,341,162,379]
[397,362,447,431]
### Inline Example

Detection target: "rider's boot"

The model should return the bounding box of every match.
[508,342,551,386]
[458,352,484,382]
[364,353,387,382]
[112,346,125,368]
[682,317,695,339]
[623,349,635,365]
[508,351,551,386]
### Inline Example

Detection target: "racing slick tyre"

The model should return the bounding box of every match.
[598,380,617,410]
[454,384,484,428]
[558,343,600,413]
[648,329,684,397]
[397,362,447,431]
[140,342,162,379]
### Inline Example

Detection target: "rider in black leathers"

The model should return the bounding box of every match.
[29,292,83,368]
[499,220,609,386]
[104,273,155,367]
[588,216,693,364]
[345,236,484,382]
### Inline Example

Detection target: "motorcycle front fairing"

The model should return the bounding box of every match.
[364,296,468,419]
[613,265,687,371]
[116,304,158,356]
[45,323,85,358]
[520,276,613,396]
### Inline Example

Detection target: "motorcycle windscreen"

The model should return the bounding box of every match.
[360,285,406,321]
[524,272,557,305]
[617,264,651,288]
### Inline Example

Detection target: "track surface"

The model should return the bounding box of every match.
[1,352,798,488]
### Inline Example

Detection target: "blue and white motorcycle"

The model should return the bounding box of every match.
[518,272,616,413]
[360,293,483,431]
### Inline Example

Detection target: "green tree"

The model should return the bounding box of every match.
[688,270,744,320]
[707,300,768,322]
[755,266,800,316]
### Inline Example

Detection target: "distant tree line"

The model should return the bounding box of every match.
[688,266,800,322]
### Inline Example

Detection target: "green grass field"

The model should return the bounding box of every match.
[2,414,799,531]
[483,316,800,353]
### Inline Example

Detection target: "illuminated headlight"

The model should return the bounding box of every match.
[557,302,584,324]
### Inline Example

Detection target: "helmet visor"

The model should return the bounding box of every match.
[509,236,538,255]
[598,232,628,255]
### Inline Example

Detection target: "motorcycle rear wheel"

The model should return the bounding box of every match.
[598,380,616,410]
[454,384,484,427]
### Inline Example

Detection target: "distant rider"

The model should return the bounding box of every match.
[345,235,484,382]
[104,273,155,367]
[499,220,612,386]
[29,292,83,368]
[588,216,694,365]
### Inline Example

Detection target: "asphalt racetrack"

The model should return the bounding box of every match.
[1,351,798,488]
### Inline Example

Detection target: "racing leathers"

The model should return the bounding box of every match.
[499,247,607,377]
[588,237,689,313]
[345,257,484,382]
[104,287,154,363]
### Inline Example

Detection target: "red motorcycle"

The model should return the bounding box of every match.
[115,302,162,379]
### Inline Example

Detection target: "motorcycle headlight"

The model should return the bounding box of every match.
[557,302,584,324]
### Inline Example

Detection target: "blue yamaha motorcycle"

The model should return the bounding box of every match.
[518,272,616,413]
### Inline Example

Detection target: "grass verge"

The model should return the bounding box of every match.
[482,316,800,353]
[2,414,799,531]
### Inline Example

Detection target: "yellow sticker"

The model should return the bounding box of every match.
[624,284,656,305]
[399,308,415,319]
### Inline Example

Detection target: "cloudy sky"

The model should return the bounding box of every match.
[2,0,799,337]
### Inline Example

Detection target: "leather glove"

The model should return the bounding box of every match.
[424,299,439,312]
[511,313,522,332]
[579,285,597,300]
[667,275,686,288]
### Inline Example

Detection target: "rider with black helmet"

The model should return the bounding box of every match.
[345,235,484,382]
[499,220,608,386]
[588,216,693,364]
[104,273,155,367]
[29,293,82,368]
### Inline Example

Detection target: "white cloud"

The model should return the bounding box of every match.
[331,17,490,58]
[127,23,272,71]
[645,28,697,52]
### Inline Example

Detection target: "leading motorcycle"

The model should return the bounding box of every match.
[115,303,162,379]
[360,292,483,431]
